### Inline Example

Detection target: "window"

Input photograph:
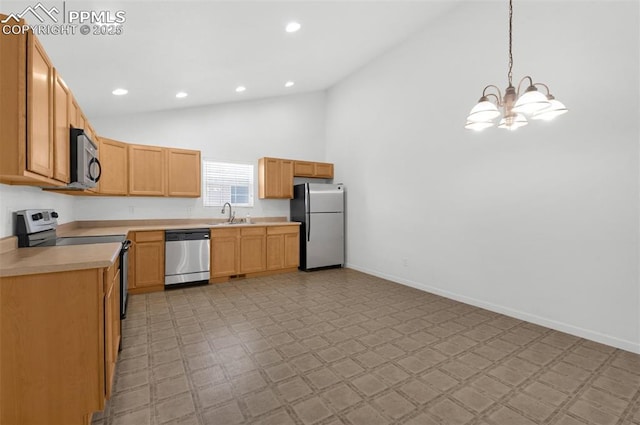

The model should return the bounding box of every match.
[202,160,254,207]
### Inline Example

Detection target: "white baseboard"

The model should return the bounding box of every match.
[345,263,640,354]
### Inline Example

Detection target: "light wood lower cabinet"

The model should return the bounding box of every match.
[0,265,120,424]
[210,228,239,278]
[104,257,121,399]
[210,225,299,280]
[240,227,266,273]
[267,226,300,270]
[130,231,165,292]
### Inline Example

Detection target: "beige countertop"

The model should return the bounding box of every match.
[59,221,300,237]
[0,243,121,277]
[0,220,300,277]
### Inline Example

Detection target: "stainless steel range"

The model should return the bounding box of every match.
[15,209,132,318]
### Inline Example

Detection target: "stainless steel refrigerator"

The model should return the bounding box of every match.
[290,183,345,270]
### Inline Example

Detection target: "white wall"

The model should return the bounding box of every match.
[0,184,76,237]
[76,91,327,221]
[325,1,639,352]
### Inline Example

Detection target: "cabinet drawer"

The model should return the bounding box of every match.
[210,228,239,238]
[293,161,314,177]
[267,226,299,235]
[241,226,266,236]
[314,162,334,178]
[134,231,164,242]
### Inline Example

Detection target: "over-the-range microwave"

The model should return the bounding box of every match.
[69,128,101,189]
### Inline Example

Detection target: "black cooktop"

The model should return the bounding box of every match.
[55,235,126,246]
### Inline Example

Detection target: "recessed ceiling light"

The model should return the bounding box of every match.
[112,88,128,96]
[285,81,295,88]
[176,91,188,98]
[235,86,246,93]
[285,22,301,33]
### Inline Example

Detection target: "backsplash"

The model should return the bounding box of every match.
[0,184,76,238]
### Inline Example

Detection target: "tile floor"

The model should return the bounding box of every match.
[93,268,640,425]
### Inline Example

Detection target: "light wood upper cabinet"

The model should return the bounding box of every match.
[98,137,128,195]
[27,33,54,179]
[128,144,166,196]
[258,157,294,199]
[166,148,201,197]
[132,231,165,289]
[313,162,334,178]
[293,160,334,179]
[68,96,80,128]
[239,227,266,273]
[52,70,70,183]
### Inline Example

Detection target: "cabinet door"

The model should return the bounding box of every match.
[284,232,300,268]
[240,228,266,274]
[280,160,294,198]
[261,158,281,198]
[210,230,238,278]
[266,234,284,270]
[134,239,165,288]
[128,144,166,196]
[77,110,87,131]
[99,138,128,195]
[259,158,293,199]
[27,34,53,178]
[314,162,334,179]
[293,161,314,177]
[104,266,120,399]
[266,226,299,270]
[167,148,201,197]
[69,97,80,128]
[52,71,70,183]
[128,242,136,289]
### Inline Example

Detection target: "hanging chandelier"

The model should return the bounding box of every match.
[465,0,568,131]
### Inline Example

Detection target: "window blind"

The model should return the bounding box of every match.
[202,160,254,207]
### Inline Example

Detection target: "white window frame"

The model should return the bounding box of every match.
[202,160,254,207]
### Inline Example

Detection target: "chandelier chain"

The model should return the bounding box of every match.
[508,0,513,86]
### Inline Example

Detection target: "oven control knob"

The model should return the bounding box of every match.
[31,213,43,221]
[51,212,59,218]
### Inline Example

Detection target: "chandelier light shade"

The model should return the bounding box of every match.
[465,0,567,131]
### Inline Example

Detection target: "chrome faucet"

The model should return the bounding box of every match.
[221,202,235,223]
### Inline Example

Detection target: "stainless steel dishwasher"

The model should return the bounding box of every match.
[165,229,210,287]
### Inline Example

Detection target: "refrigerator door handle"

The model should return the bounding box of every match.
[306,183,311,242]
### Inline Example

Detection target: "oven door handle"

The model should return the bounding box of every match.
[122,239,132,250]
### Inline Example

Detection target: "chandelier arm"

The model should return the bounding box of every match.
[482,84,504,105]
[515,75,534,97]
[484,93,502,106]
[532,82,551,95]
